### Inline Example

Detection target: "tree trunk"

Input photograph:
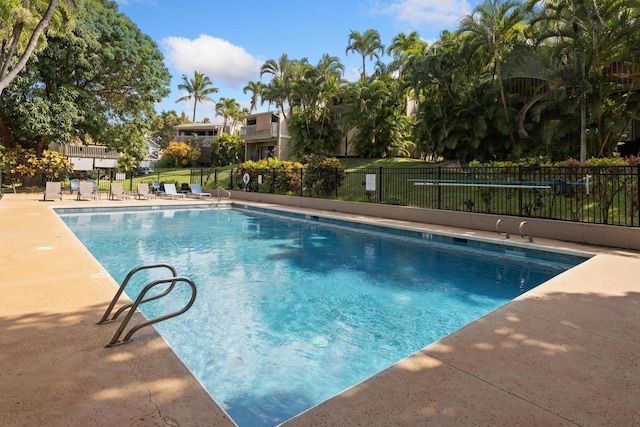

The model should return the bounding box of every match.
[0,114,17,148]
[0,1,61,95]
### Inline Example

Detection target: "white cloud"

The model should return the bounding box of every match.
[161,34,263,89]
[376,0,473,28]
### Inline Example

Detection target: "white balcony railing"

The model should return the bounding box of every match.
[56,145,120,159]
[241,123,280,140]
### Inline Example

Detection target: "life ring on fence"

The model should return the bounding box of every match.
[242,173,250,185]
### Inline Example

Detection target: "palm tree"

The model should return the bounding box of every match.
[387,31,425,66]
[459,0,526,145]
[175,70,218,122]
[242,80,263,112]
[525,0,640,160]
[215,97,241,134]
[345,29,385,79]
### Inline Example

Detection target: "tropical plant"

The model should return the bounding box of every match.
[242,80,263,112]
[524,0,640,161]
[459,0,526,144]
[345,29,385,80]
[215,97,242,134]
[341,74,413,158]
[176,70,219,122]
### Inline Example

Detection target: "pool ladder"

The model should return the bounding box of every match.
[98,264,197,347]
[496,219,533,242]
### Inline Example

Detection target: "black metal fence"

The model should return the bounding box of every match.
[231,165,640,227]
[4,165,639,227]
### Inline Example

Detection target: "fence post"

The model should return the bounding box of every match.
[378,167,383,203]
[437,166,442,210]
[518,165,523,215]
[335,167,339,198]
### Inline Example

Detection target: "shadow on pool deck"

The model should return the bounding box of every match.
[1,193,639,426]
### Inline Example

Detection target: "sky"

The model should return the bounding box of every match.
[114,0,481,122]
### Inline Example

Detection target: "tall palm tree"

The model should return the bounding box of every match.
[345,29,385,80]
[459,0,526,144]
[175,70,218,122]
[242,80,263,112]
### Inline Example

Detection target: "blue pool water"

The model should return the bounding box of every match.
[58,206,585,426]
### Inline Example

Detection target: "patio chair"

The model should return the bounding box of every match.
[70,179,80,194]
[43,181,62,201]
[157,183,186,200]
[188,183,212,199]
[108,182,130,200]
[77,181,97,200]
[136,183,152,199]
[151,181,161,193]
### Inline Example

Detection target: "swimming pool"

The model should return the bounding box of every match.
[58,205,587,426]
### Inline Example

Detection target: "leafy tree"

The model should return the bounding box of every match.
[0,0,74,95]
[159,141,200,167]
[0,0,171,159]
[176,70,218,122]
[345,29,385,80]
[148,110,191,149]
[116,151,138,174]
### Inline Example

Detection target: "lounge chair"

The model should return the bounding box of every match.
[70,179,80,194]
[136,183,152,199]
[43,181,62,201]
[77,181,97,200]
[158,183,186,200]
[109,182,130,200]
[188,183,212,199]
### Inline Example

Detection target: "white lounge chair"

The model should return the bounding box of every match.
[158,183,186,200]
[43,181,62,201]
[109,182,130,200]
[77,181,97,200]
[136,183,152,199]
[188,183,212,199]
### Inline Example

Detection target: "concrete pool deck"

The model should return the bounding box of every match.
[1,193,639,426]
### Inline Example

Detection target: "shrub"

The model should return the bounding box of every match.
[303,155,345,197]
